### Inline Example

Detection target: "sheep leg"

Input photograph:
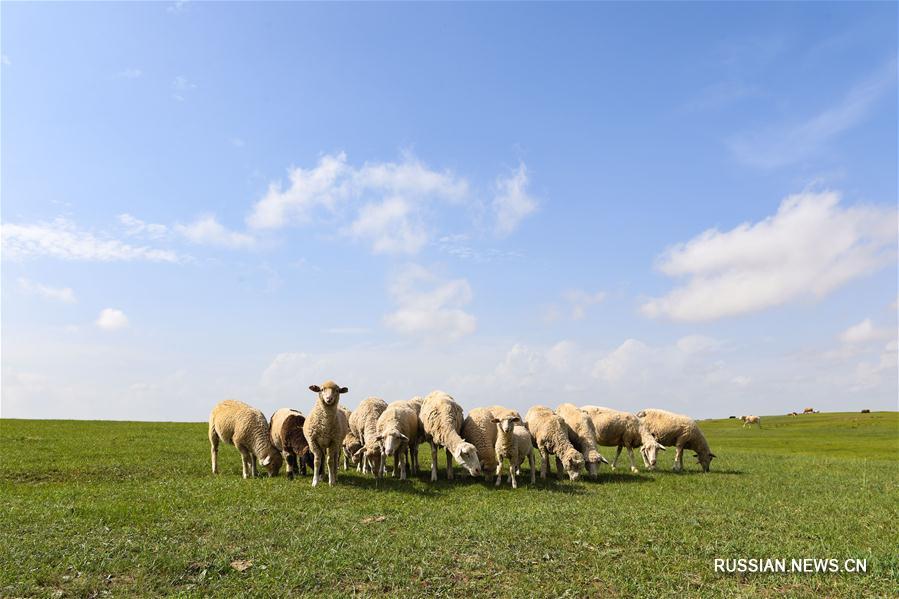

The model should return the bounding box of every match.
[510,462,517,489]
[399,448,407,480]
[238,447,251,479]
[445,448,454,480]
[611,446,623,470]
[626,447,638,473]
[528,452,536,484]
[555,456,564,480]
[286,452,297,480]
[540,449,549,479]
[494,462,503,487]
[250,455,258,478]
[673,445,684,472]
[311,445,323,487]
[429,441,439,482]
[209,429,219,474]
[328,445,338,486]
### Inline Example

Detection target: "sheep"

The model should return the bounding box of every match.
[740,415,761,428]
[524,405,585,481]
[636,408,716,472]
[493,415,534,489]
[582,405,666,473]
[403,396,425,474]
[209,399,283,479]
[419,391,482,481]
[802,407,815,414]
[788,412,799,416]
[461,406,522,482]
[556,403,609,478]
[303,380,350,487]
[374,401,419,480]
[349,397,388,478]
[343,429,363,471]
[269,408,313,479]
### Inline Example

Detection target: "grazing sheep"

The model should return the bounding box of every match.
[375,402,419,480]
[303,380,350,487]
[403,396,425,474]
[861,409,871,414]
[582,405,665,473]
[493,415,534,488]
[740,415,761,428]
[269,408,312,479]
[420,391,482,481]
[343,429,362,471]
[636,409,716,472]
[803,407,815,414]
[349,397,388,478]
[556,403,608,478]
[209,400,283,479]
[525,405,585,481]
[461,406,522,482]
[788,412,799,416]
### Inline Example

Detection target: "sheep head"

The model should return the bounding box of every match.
[377,431,408,458]
[343,435,362,465]
[309,380,348,407]
[260,451,283,477]
[560,447,585,481]
[492,415,520,434]
[694,450,716,472]
[452,441,482,476]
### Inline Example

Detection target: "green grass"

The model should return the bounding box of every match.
[1,412,897,597]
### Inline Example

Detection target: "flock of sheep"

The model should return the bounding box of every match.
[208,380,717,488]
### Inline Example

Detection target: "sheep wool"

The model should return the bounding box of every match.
[556,403,607,478]
[636,408,716,472]
[209,399,283,479]
[303,380,350,487]
[582,405,665,473]
[349,397,388,477]
[525,405,585,481]
[420,391,482,481]
[375,402,419,480]
[269,408,310,479]
[493,415,534,489]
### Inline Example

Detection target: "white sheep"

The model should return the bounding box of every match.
[269,408,311,479]
[375,401,419,480]
[420,391,482,481]
[461,405,522,482]
[636,408,717,472]
[524,405,585,481]
[349,397,388,477]
[303,380,350,487]
[403,396,425,474]
[740,415,761,428]
[555,403,609,478]
[209,399,283,479]
[582,405,666,473]
[493,415,534,489]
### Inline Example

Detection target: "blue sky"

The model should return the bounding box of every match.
[2,2,896,421]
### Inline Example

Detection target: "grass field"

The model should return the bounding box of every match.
[1,412,897,597]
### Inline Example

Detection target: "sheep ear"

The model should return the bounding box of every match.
[339,387,349,394]
[399,433,408,441]
[353,448,365,459]
[599,455,609,465]
[492,418,500,423]
[375,435,384,442]
[309,385,321,393]
[657,444,667,451]
[512,417,520,422]
[710,453,717,458]
[261,456,271,466]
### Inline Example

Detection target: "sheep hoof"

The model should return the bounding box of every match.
[630,467,639,474]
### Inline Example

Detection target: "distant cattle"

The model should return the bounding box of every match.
[728,416,737,419]
[861,409,871,414]
[788,412,799,416]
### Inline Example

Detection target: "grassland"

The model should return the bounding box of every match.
[1,412,897,598]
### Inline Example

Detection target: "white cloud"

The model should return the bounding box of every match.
[852,340,898,392]
[175,215,255,249]
[96,308,129,331]
[247,152,472,254]
[562,289,606,320]
[17,278,76,303]
[642,191,897,321]
[1,218,182,263]
[839,318,891,345]
[171,75,196,101]
[118,213,169,239]
[116,68,142,79]
[493,163,538,236]
[730,62,895,168]
[167,0,188,13]
[2,54,11,66]
[383,264,476,341]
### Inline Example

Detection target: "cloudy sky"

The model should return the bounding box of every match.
[2,2,896,421]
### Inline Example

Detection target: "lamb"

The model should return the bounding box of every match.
[524,405,585,481]
[636,408,716,472]
[269,408,312,479]
[419,391,482,481]
[209,399,283,479]
[375,401,420,480]
[555,403,609,478]
[303,380,350,487]
[582,405,666,473]
[492,414,535,488]
[349,397,388,478]
[461,406,522,482]
[740,415,761,428]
